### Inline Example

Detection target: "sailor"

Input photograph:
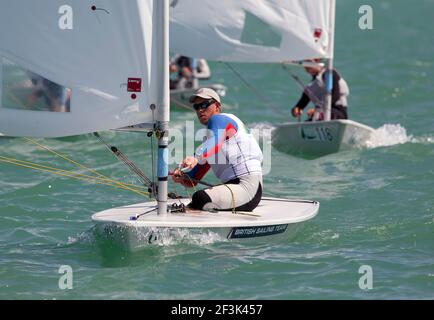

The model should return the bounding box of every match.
[291,60,349,121]
[172,88,263,212]
[169,55,211,90]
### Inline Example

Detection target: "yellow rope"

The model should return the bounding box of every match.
[222,183,236,215]
[0,155,141,187]
[172,173,260,217]
[21,137,149,195]
[0,156,149,197]
[9,137,256,215]
[23,137,111,180]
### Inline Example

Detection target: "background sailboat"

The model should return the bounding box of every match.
[169,54,227,111]
[169,0,375,159]
[0,0,319,250]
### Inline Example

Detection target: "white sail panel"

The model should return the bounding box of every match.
[0,0,157,137]
[169,0,332,63]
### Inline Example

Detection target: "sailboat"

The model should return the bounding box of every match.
[0,1,319,249]
[170,0,375,159]
[169,54,227,111]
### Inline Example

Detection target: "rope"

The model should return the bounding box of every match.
[169,169,261,216]
[0,156,148,195]
[22,137,148,196]
[222,183,236,215]
[182,182,193,202]
[175,171,237,215]
[23,137,110,181]
[93,133,153,187]
[171,182,186,205]
[281,63,324,108]
[0,155,149,197]
[184,172,199,194]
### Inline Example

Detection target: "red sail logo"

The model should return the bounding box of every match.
[127,78,142,92]
[313,28,322,42]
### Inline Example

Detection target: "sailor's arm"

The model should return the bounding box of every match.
[172,156,210,188]
[185,160,210,187]
[194,59,211,79]
[291,92,310,117]
[195,114,238,161]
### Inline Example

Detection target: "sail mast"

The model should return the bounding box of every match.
[156,0,170,216]
[324,0,336,121]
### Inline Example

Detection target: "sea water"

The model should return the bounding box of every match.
[0,0,433,299]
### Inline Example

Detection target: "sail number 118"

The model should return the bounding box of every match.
[315,127,333,142]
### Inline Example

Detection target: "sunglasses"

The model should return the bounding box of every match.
[193,99,215,111]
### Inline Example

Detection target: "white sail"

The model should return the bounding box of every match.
[0,0,158,137]
[169,0,332,63]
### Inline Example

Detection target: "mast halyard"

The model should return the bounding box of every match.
[155,0,170,216]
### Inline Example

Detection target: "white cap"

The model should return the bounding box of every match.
[189,87,221,104]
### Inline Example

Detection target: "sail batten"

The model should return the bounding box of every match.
[0,0,157,137]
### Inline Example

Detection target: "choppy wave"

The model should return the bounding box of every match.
[93,225,227,250]
[364,124,433,149]
[365,124,411,148]
[129,227,227,247]
[249,122,276,132]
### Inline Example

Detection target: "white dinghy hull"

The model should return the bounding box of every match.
[92,197,319,250]
[272,119,375,159]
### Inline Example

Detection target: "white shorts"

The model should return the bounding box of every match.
[191,174,263,212]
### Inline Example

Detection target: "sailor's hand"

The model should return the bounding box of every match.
[306,108,315,120]
[180,156,198,171]
[171,168,184,183]
[291,106,303,117]
[171,168,195,188]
